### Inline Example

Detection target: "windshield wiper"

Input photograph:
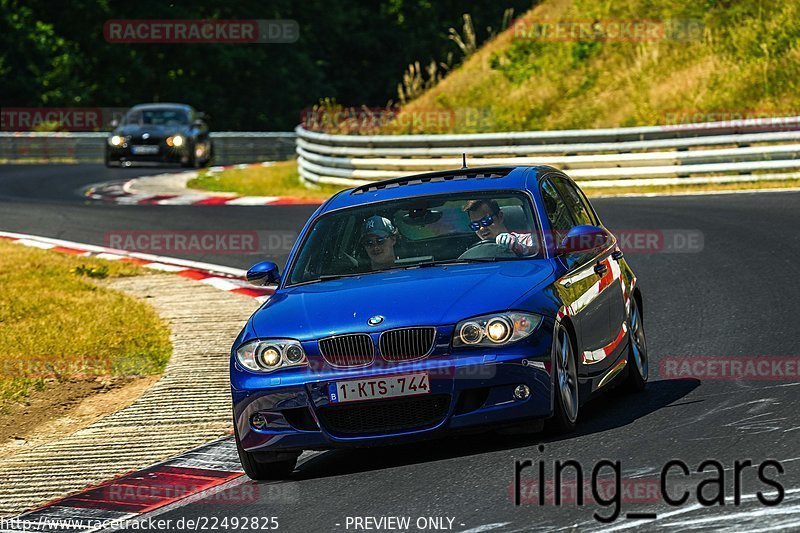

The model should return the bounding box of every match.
[317,273,356,280]
[409,259,472,268]
[293,273,355,286]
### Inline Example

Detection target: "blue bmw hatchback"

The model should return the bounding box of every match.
[231,166,648,479]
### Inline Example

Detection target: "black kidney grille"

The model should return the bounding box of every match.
[131,134,164,145]
[379,327,436,361]
[317,394,450,436]
[318,334,374,367]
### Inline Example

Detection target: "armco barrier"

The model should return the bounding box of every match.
[295,117,800,188]
[0,131,296,165]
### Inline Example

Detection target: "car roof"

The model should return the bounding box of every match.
[321,165,560,212]
[127,103,194,112]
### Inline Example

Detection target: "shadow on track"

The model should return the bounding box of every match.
[290,378,701,480]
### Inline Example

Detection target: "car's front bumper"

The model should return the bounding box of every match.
[106,144,188,164]
[232,324,554,453]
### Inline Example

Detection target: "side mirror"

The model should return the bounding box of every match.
[558,225,613,255]
[246,261,280,286]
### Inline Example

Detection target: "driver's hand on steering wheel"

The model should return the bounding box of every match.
[496,233,523,255]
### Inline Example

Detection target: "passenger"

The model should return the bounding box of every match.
[463,199,537,256]
[361,215,399,269]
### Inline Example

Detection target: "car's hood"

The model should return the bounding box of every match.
[251,261,554,340]
[114,124,187,137]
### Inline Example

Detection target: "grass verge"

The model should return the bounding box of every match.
[188,160,346,201]
[0,240,172,411]
[390,0,800,134]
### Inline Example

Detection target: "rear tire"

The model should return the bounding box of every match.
[622,296,648,392]
[234,424,298,480]
[547,323,579,434]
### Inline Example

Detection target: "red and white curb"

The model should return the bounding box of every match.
[85,162,323,207]
[0,231,274,303]
[2,438,243,532]
[0,231,299,531]
[4,436,318,533]
[87,185,321,206]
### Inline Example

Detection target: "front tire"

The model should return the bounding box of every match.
[622,295,648,392]
[234,424,298,480]
[547,323,579,434]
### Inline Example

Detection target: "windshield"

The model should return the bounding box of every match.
[287,191,542,285]
[123,108,189,126]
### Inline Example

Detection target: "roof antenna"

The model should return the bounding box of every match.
[461,152,468,169]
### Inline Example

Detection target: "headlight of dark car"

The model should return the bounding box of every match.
[108,135,125,146]
[235,339,307,372]
[453,312,542,348]
[166,135,184,147]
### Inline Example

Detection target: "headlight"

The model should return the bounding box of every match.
[453,312,542,348]
[235,339,307,373]
[167,135,184,147]
[108,135,123,147]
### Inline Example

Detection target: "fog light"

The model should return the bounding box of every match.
[513,384,531,400]
[251,413,268,429]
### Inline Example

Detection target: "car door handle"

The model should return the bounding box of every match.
[594,261,607,276]
[612,250,624,261]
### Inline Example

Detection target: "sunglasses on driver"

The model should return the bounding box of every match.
[469,213,498,231]
[362,236,389,247]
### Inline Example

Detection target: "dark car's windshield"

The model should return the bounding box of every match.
[287,191,542,286]
[123,108,189,126]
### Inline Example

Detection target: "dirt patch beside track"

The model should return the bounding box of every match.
[0,274,259,516]
[0,376,158,460]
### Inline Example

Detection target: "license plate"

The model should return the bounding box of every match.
[328,373,429,403]
[131,145,159,155]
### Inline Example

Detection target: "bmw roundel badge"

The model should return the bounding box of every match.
[368,315,384,326]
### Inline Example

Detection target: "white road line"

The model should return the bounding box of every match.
[15,238,55,249]
[225,196,281,205]
[458,523,512,533]
[1,231,248,277]
[155,195,212,205]
[200,277,244,291]
[143,263,187,272]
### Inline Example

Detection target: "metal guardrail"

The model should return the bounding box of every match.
[0,131,296,165]
[296,117,800,188]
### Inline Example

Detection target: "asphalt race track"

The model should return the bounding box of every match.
[2,164,799,532]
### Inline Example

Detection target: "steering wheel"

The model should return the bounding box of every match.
[458,240,516,260]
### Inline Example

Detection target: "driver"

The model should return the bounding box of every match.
[361,215,399,269]
[463,199,537,256]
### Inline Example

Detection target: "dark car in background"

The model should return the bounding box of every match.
[105,103,213,168]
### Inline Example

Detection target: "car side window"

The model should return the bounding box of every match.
[551,177,594,226]
[541,177,597,270]
[540,178,574,245]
